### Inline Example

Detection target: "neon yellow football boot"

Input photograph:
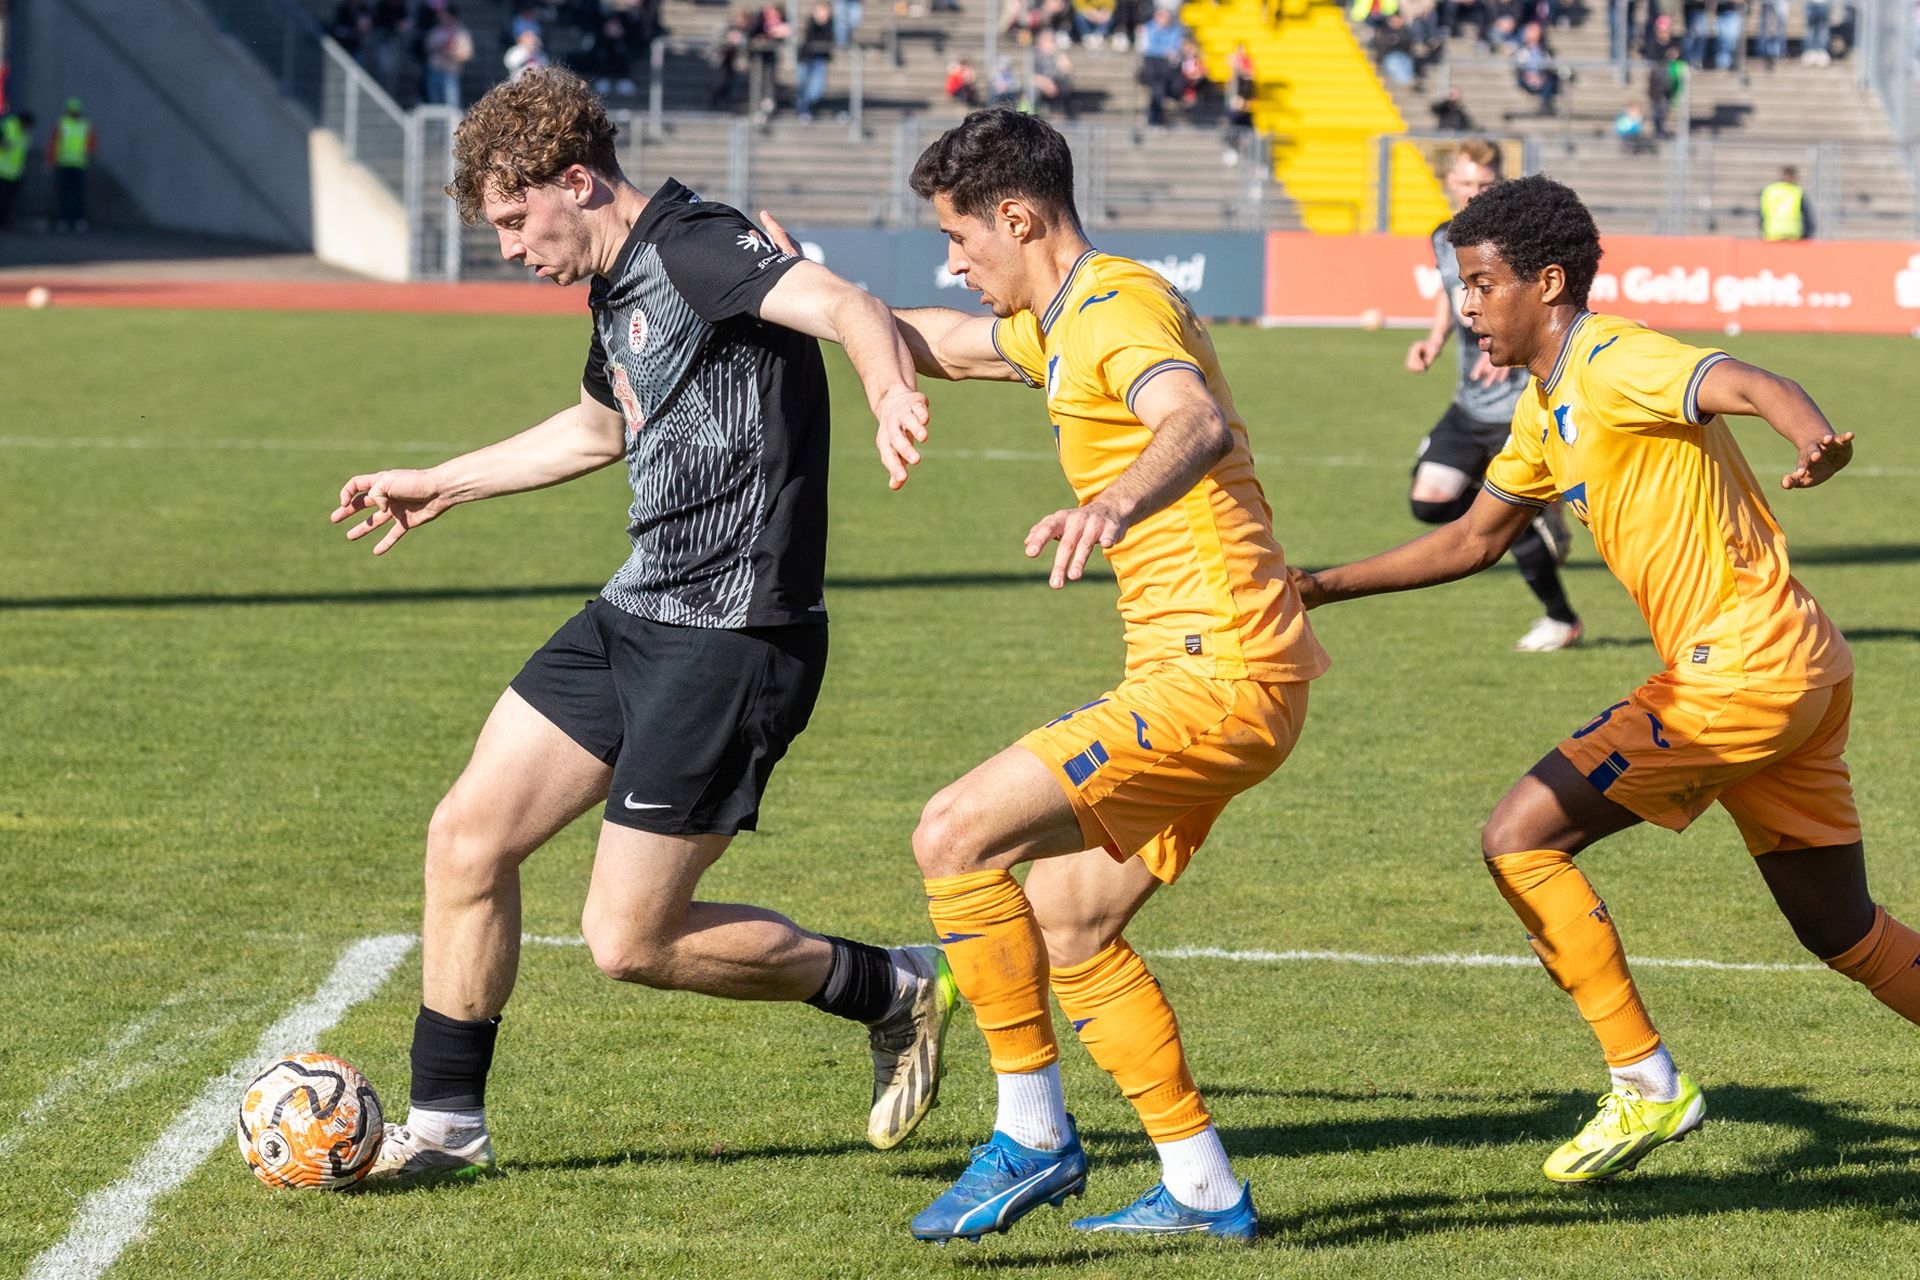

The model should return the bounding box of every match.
[1543,1073,1705,1183]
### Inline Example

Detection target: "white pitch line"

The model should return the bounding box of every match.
[25,934,416,1280]
[1151,946,1822,973]
[521,932,1821,973]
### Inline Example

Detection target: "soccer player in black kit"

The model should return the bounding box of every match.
[330,67,956,1179]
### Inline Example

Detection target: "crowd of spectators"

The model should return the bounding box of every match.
[330,1,666,107]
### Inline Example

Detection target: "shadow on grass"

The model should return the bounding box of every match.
[0,572,1094,612]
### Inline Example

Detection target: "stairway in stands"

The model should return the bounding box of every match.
[1181,0,1450,233]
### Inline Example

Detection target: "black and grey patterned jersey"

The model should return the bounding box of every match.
[583,178,830,629]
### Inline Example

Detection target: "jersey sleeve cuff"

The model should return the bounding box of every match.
[990,320,1040,388]
[1481,479,1551,510]
[583,378,620,411]
[1684,351,1732,425]
[1124,359,1203,415]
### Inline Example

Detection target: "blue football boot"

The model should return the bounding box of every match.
[911,1121,1088,1243]
[1070,1180,1257,1241]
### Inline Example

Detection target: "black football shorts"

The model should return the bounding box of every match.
[1412,402,1514,481]
[510,599,827,835]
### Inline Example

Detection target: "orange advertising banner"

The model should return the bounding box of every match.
[1264,231,1920,335]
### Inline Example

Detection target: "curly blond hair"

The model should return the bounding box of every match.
[447,66,621,224]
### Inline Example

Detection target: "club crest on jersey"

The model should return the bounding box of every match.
[1553,403,1579,444]
[628,312,648,354]
[1046,355,1063,399]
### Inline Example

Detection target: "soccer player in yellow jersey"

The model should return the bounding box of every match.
[770,109,1328,1241]
[1297,174,1916,1184]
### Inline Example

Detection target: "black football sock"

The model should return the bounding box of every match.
[803,935,896,1025]
[1510,522,1579,624]
[409,1005,500,1110]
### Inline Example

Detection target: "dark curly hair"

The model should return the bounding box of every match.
[909,108,1081,227]
[447,66,621,224]
[1445,174,1601,308]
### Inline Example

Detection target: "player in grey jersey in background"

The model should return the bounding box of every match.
[329,67,956,1180]
[1404,139,1582,653]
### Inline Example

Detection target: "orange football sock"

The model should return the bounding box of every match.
[1487,849,1662,1067]
[1824,905,1920,1025]
[924,869,1057,1074]
[1051,939,1210,1142]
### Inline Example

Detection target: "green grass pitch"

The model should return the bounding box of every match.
[1,309,1916,1279]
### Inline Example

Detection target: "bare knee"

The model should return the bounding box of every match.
[425,793,522,897]
[580,908,677,988]
[1480,797,1535,861]
[913,786,989,879]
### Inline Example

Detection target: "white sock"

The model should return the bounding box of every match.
[1610,1045,1680,1102]
[995,1063,1070,1151]
[404,1105,487,1147]
[1156,1125,1240,1211]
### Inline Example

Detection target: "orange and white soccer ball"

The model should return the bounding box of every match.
[236,1053,385,1190]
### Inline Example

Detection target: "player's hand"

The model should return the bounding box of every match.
[1025,500,1127,589]
[1469,352,1504,386]
[758,210,803,258]
[1783,431,1854,489]
[1405,337,1441,372]
[330,469,451,555]
[1286,564,1326,610]
[875,387,931,489]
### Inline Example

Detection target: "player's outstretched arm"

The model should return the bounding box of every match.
[1694,357,1854,489]
[755,209,1019,384]
[1296,488,1535,608]
[758,257,931,490]
[330,390,625,555]
[1024,368,1232,589]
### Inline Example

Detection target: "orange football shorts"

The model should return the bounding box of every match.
[1556,672,1860,855]
[1018,661,1310,883]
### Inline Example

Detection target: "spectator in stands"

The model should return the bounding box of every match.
[1138,6,1186,125]
[1680,0,1711,62]
[581,14,640,96]
[1111,0,1142,48]
[1615,100,1655,150]
[711,10,752,108]
[1373,12,1420,83]
[1074,0,1120,47]
[1431,86,1475,130]
[505,29,549,81]
[749,2,791,121]
[834,0,864,48]
[1513,21,1560,111]
[423,4,475,107]
[1486,11,1522,49]
[1760,164,1813,238]
[796,2,835,120]
[1755,0,1788,61]
[1349,0,1400,29]
[1033,30,1078,117]
[1223,42,1257,163]
[945,56,982,104]
[368,0,415,102]
[1802,0,1833,61]
[0,110,33,229]
[1713,0,1746,68]
[508,4,542,41]
[990,56,1021,105]
[49,98,94,234]
[331,0,374,60]
[1404,0,1445,58]
[1177,37,1208,104]
[1645,18,1686,136]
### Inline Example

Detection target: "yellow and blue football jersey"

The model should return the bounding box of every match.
[992,250,1327,683]
[1484,311,1851,691]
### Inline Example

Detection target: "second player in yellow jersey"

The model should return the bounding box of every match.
[1299,174,1917,1190]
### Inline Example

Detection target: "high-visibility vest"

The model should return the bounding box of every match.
[0,116,26,181]
[55,116,91,169]
[1349,0,1397,19]
[1760,181,1805,240]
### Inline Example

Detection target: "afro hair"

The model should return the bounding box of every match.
[1445,174,1602,308]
